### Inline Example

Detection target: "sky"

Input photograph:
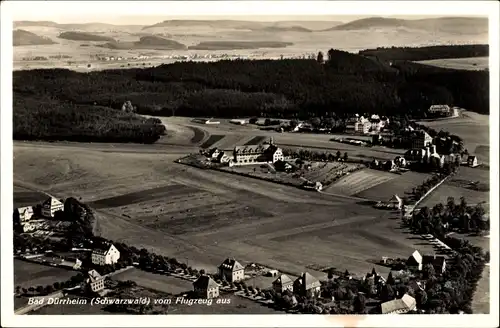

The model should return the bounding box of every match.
[6,1,488,25]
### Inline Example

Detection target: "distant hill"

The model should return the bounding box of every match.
[188,41,293,50]
[100,35,186,50]
[58,31,116,42]
[14,20,144,30]
[13,29,56,46]
[325,16,488,34]
[14,21,60,28]
[143,19,336,32]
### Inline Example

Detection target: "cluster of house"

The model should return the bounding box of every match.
[205,138,285,167]
[84,243,122,294]
[346,114,390,135]
[192,258,322,300]
[14,197,66,233]
[427,105,459,117]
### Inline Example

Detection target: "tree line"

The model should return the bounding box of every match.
[358,44,489,62]
[14,46,489,143]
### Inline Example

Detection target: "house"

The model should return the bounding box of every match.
[208,148,222,159]
[42,197,64,218]
[406,250,423,271]
[389,194,403,210]
[381,293,416,314]
[91,243,120,266]
[428,105,451,116]
[87,269,105,293]
[354,121,371,134]
[267,269,279,277]
[218,258,245,282]
[293,272,321,298]
[15,206,34,223]
[422,255,447,274]
[467,156,479,167]
[61,258,82,270]
[218,153,230,164]
[412,131,433,149]
[232,138,284,165]
[272,274,293,293]
[193,275,220,299]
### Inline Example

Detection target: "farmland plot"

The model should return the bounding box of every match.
[14,260,77,288]
[355,171,431,201]
[112,268,193,295]
[324,169,396,196]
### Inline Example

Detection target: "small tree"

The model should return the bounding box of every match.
[317,51,324,64]
[336,151,342,161]
[15,286,21,295]
[353,293,367,314]
[36,286,44,294]
[28,287,35,294]
[343,152,348,162]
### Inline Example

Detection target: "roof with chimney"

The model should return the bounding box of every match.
[273,274,293,287]
[92,243,116,256]
[193,275,219,290]
[219,258,244,272]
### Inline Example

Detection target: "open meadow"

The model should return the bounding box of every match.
[416,56,489,71]
[112,268,193,295]
[14,259,77,288]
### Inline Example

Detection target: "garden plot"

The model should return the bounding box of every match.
[200,134,225,149]
[324,169,396,196]
[244,136,267,146]
[14,260,77,289]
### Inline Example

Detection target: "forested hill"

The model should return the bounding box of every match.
[14,48,488,142]
[359,44,489,62]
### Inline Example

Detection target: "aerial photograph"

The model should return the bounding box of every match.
[4,1,496,323]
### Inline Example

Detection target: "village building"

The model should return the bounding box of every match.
[467,155,479,167]
[208,148,222,160]
[428,105,451,116]
[272,274,294,293]
[15,206,34,223]
[60,257,82,270]
[354,121,371,134]
[193,275,220,299]
[230,118,248,125]
[293,272,321,298]
[381,293,417,314]
[42,197,64,218]
[218,258,245,282]
[412,131,433,150]
[87,269,105,293]
[407,250,447,274]
[91,243,120,266]
[232,138,284,165]
[389,194,403,210]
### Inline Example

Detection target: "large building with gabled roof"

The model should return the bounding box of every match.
[193,275,220,299]
[218,258,245,282]
[293,272,321,298]
[272,274,293,293]
[231,138,284,165]
[42,197,64,218]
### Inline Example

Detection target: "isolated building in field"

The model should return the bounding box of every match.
[230,118,248,125]
[87,269,105,293]
[412,131,433,149]
[42,197,64,218]
[193,275,220,299]
[91,243,120,266]
[293,272,321,298]
[272,274,294,293]
[467,155,479,167]
[381,293,416,314]
[218,258,245,282]
[232,138,284,165]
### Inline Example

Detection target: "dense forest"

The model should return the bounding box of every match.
[14,47,489,142]
[358,44,489,62]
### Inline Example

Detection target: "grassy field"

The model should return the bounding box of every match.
[324,169,397,196]
[112,268,193,295]
[419,166,490,209]
[14,259,77,288]
[13,185,49,208]
[355,171,431,201]
[416,56,489,71]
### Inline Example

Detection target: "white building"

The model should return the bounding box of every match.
[218,258,245,282]
[381,294,417,314]
[91,243,120,266]
[87,269,105,293]
[412,131,433,150]
[354,121,371,134]
[389,194,403,210]
[230,118,248,125]
[42,197,64,218]
[428,105,451,115]
[16,206,34,222]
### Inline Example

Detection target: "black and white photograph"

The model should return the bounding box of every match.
[1,1,498,327]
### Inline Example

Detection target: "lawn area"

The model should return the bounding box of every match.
[14,259,77,289]
[111,268,193,295]
[13,185,48,208]
[419,166,490,209]
[355,171,431,201]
